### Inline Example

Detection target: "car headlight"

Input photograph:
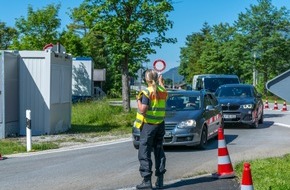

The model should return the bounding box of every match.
[177,119,196,128]
[241,104,254,109]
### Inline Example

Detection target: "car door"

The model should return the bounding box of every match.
[204,93,221,138]
[253,87,263,119]
[203,94,216,137]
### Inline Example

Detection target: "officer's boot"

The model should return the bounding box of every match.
[155,174,164,189]
[136,177,152,189]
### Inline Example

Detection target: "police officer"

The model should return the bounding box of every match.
[136,69,168,189]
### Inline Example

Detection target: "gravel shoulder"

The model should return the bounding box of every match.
[8,133,132,149]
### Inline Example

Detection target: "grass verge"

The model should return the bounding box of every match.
[0,140,59,154]
[235,154,290,189]
[0,99,135,155]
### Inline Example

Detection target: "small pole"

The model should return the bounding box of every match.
[26,110,32,152]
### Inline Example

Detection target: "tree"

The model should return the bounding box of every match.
[235,0,290,93]
[179,0,290,92]
[74,0,176,112]
[66,2,118,96]
[12,4,61,50]
[66,2,103,61]
[0,22,17,49]
[179,23,211,83]
[59,30,85,56]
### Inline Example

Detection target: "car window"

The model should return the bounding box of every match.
[204,78,239,92]
[218,87,234,97]
[166,94,200,111]
[208,93,218,106]
[204,94,212,108]
[216,86,253,98]
[203,93,218,107]
[166,97,184,110]
[196,78,203,90]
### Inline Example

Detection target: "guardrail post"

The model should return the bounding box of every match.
[26,110,32,152]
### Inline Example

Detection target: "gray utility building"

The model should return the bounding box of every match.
[0,46,72,139]
[0,51,19,138]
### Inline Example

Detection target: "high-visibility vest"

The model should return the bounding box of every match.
[143,85,167,124]
[133,86,167,128]
[134,91,146,129]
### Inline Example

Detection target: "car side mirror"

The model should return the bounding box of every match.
[257,93,262,98]
[206,105,214,110]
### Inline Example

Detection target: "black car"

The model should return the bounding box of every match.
[132,90,223,149]
[215,84,263,128]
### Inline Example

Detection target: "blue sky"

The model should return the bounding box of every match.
[0,0,289,71]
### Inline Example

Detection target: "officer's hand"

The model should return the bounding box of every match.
[158,75,165,87]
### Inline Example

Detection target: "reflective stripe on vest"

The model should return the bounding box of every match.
[134,111,144,129]
[134,91,146,129]
[144,85,167,124]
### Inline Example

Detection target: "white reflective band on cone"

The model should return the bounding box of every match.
[218,140,226,148]
[218,155,231,164]
[241,185,254,190]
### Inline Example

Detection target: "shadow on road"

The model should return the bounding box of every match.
[224,121,272,130]
[264,113,287,118]
[160,175,240,190]
[164,134,238,152]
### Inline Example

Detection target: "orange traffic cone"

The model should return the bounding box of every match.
[264,99,269,109]
[212,127,235,179]
[241,162,254,190]
[281,101,288,111]
[273,100,279,110]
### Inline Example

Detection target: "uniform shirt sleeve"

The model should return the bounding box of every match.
[141,94,150,106]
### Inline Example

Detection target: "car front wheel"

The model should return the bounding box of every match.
[250,118,259,128]
[198,126,208,149]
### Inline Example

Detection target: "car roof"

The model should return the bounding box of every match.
[194,74,239,78]
[167,90,205,96]
[218,84,254,88]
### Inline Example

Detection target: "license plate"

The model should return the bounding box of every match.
[164,131,172,137]
[223,114,236,119]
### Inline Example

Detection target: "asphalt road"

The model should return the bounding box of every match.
[0,105,290,190]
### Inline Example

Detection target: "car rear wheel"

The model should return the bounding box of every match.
[198,126,208,149]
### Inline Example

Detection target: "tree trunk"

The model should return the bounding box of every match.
[121,59,131,112]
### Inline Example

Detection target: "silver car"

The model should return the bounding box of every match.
[132,90,223,149]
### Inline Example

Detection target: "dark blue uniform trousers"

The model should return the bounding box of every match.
[138,121,166,178]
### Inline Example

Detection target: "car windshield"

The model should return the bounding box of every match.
[204,78,239,92]
[216,86,253,97]
[166,94,201,111]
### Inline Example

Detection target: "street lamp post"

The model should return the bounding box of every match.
[253,52,258,86]
[172,72,175,88]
